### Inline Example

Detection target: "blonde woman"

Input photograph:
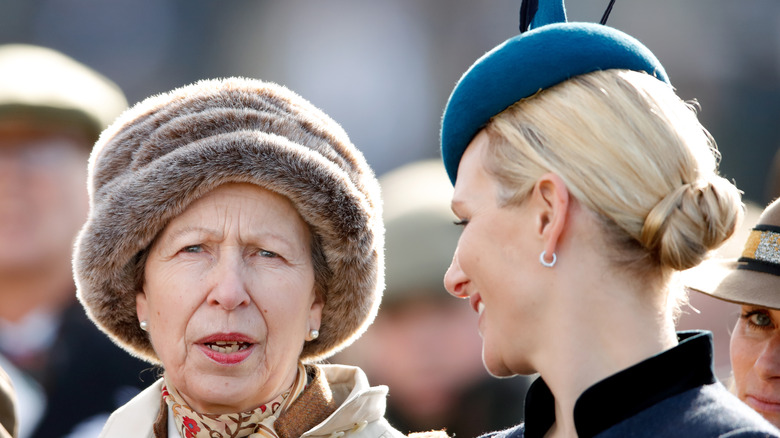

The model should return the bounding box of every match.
[438,1,779,437]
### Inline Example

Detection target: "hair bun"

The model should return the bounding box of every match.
[640,176,742,271]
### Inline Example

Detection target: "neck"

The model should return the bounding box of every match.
[0,261,75,322]
[533,270,678,438]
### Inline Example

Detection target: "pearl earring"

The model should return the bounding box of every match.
[139,320,149,332]
[309,329,319,340]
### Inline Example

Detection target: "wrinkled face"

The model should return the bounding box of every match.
[443,132,541,377]
[0,118,89,272]
[730,305,780,428]
[137,183,322,414]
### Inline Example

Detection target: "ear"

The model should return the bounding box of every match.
[307,289,324,340]
[136,289,148,325]
[531,173,570,259]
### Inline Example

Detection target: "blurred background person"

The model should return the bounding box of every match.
[335,160,532,437]
[0,44,149,438]
[687,197,780,428]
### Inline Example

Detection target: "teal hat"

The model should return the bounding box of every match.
[440,0,670,184]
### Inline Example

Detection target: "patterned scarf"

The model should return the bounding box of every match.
[162,362,307,438]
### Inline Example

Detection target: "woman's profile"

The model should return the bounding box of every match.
[438,1,780,436]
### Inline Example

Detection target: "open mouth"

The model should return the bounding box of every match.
[205,341,251,354]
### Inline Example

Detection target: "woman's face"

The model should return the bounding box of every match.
[137,182,322,414]
[730,305,780,427]
[443,132,543,377]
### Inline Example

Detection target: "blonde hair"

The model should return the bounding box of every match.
[483,69,742,277]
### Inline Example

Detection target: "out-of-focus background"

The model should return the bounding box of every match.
[2,0,778,201]
[0,0,778,436]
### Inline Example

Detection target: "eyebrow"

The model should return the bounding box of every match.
[159,224,306,253]
[159,226,219,244]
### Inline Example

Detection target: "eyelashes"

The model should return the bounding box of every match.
[741,309,775,331]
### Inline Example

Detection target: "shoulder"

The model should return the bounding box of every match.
[680,384,780,436]
[98,379,162,438]
[408,431,450,438]
[303,364,403,438]
[0,365,15,438]
[478,424,525,438]
[603,383,780,437]
[305,365,449,438]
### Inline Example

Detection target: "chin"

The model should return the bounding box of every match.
[181,373,258,414]
[482,354,515,378]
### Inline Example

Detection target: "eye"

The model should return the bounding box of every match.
[181,245,203,254]
[259,249,278,258]
[742,309,775,330]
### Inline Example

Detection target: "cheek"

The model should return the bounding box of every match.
[143,271,202,355]
[730,330,757,388]
[253,273,315,330]
[456,232,483,275]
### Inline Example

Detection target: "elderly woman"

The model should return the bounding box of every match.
[72,77,407,438]
[689,197,780,428]
[438,1,780,437]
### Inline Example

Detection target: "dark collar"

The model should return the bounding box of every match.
[523,331,716,438]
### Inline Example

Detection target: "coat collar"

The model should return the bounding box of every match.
[99,364,392,438]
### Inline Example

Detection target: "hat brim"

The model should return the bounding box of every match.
[684,258,780,310]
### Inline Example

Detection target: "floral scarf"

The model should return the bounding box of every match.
[162,362,307,438]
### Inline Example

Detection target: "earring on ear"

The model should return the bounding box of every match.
[308,329,320,340]
[140,320,149,332]
[539,251,557,268]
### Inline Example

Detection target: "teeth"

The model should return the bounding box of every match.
[477,301,485,316]
[206,341,248,354]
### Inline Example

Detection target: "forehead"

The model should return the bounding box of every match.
[163,182,310,239]
[451,132,492,207]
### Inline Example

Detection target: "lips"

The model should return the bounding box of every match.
[206,341,250,354]
[197,333,256,365]
[469,294,483,315]
[746,394,780,413]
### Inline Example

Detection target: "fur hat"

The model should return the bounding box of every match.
[440,0,669,184]
[73,77,384,363]
[0,44,127,142]
[686,198,780,309]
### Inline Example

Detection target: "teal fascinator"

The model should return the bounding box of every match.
[440,0,670,184]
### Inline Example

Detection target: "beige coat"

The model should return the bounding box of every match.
[99,364,405,438]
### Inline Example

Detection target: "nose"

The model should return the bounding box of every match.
[207,253,251,310]
[754,332,780,381]
[444,250,469,298]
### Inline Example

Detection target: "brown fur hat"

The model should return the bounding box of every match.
[73,77,384,364]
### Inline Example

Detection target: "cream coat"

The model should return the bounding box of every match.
[99,364,404,438]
